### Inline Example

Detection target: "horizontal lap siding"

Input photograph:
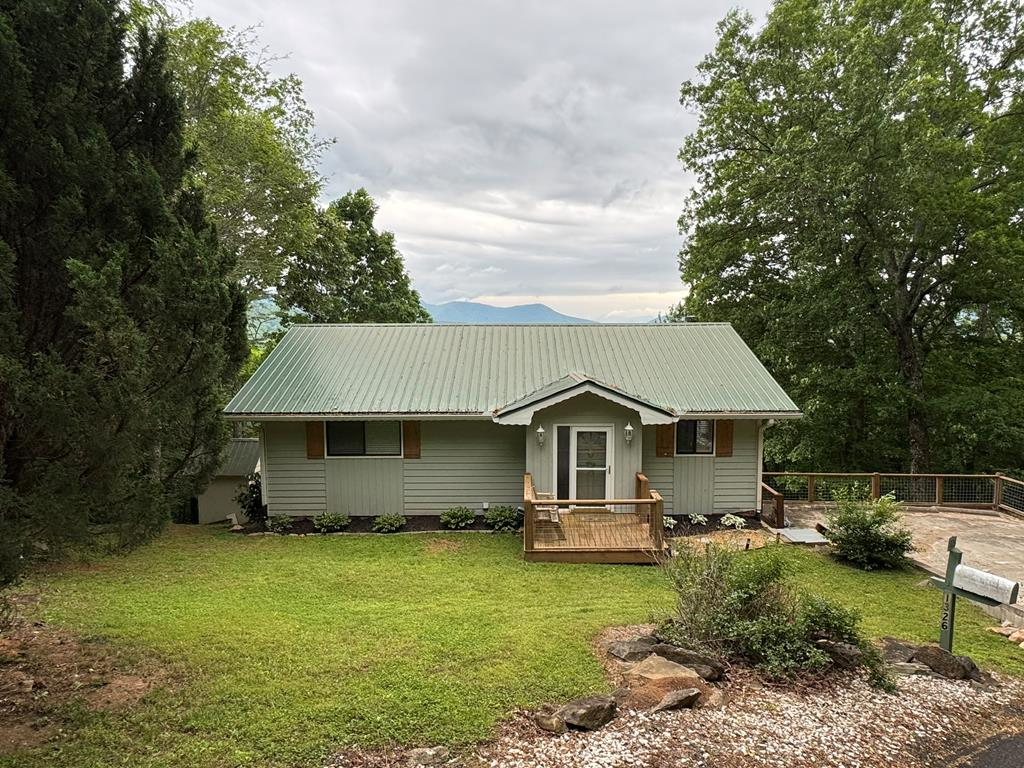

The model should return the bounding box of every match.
[403,422,525,515]
[263,422,327,515]
[713,420,759,513]
[641,425,674,515]
[326,460,403,516]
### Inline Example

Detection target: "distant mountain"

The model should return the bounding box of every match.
[424,301,595,324]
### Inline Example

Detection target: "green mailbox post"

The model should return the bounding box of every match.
[929,536,1020,653]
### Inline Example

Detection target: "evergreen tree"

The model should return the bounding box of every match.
[0,0,246,583]
[281,189,430,324]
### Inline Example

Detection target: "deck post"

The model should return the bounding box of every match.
[635,472,649,500]
[651,491,664,553]
[523,473,535,553]
[935,476,944,506]
[806,474,816,503]
[994,474,1004,511]
[871,473,881,500]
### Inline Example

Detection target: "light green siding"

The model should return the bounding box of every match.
[403,422,525,514]
[262,422,327,515]
[526,393,642,499]
[326,459,403,516]
[713,419,759,513]
[641,425,675,514]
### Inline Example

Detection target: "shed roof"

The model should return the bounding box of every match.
[224,323,800,419]
[219,438,260,477]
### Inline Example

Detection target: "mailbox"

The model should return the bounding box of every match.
[953,564,1020,605]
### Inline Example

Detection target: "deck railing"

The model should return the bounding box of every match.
[523,472,664,557]
[760,471,1024,526]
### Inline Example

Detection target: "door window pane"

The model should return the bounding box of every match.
[576,469,606,500]
[576,431,607,468]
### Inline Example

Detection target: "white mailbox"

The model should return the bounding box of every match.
[953,564,1020,605]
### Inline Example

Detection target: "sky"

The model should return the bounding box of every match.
[190,0,772,322]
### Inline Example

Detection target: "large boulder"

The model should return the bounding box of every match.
[556,695,617,731]
[533,705,568,734]
[911,645,970,680]
[815,640,863,670]
[606,637,657,662]
[878,636,917,664]
[648,644,725,681]
[625,655,704,688]
[888,661,934,677]
[650,687,701,713]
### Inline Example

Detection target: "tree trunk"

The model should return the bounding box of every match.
[893,323,929,472]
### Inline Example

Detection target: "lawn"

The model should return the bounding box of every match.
[5,525,1022,768]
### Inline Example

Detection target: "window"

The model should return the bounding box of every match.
[676,419,714,455]
[325,421,402,456]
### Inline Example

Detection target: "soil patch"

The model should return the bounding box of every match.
[423,538,463,555]
[0,606,170,754]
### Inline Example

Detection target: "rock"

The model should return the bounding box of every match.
[533,705,567,734]
[816,640,863,670]
[879,636,917,664]
[17,676,35,692]
[911,645,970,680]
[1008,629,1024,644]
[697,688,728,709]
[625,655,703,688]
[556,695,617,731]
[650,687,701,713]
[649,644,726,681]
[229,524,244,533]
[609,687,631,703]
[987,626,1017,637]
[406,746,450,766]
[606,637,657,662]
[888,662,934,677]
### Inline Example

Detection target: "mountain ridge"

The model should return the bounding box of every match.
[424,300,595,324]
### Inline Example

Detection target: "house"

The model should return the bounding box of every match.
[225,323,800,561]
[191,437,260,524]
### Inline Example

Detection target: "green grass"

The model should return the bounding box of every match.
[5,527,1022,768]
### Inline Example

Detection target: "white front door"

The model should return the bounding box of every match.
[569,426,613,500]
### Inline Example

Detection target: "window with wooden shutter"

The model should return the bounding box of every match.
[402,421,421,459]
[715,419,734,457]
[305,421,325,459]
[655,424,675,457]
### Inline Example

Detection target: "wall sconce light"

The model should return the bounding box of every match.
[536,425,546,445]
[624,422,634,444]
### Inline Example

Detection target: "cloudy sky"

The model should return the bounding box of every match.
[191,0,771,321]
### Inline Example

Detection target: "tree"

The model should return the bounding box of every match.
[676,0,1024,472]
[280,189,431,324]
[163,17,328,300]
[0,0,246,583]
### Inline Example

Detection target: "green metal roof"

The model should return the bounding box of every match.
[224,323,801,418]
[219,438,260,476]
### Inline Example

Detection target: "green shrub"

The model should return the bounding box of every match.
[824,494,914,570]
[441,506,476,530]
[313,512,351,533]
[659,543,891,687]
[663,516,678,530]
[266,514,293,534]
[720,513,747,530]
[235,472,267,529]
[483,505,522,532]
[372,514,406,533]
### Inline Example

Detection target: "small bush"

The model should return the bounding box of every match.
[720,513,747,530]
[824,494,913,570]
[659,543,890,687]
[687,513,708,526]
[372,514,406,533]
[441,506,476,530]
[313,512,351,533]
[266,515,294,534]
[663,516,678,530]
[235,472,268,529]
[484,505,522,532]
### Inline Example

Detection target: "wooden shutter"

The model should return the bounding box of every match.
[305,421,325,459]
[402,421,421,459]
[655,424,675,458]
[715,419,734,457]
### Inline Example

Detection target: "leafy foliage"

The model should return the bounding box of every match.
[234,472,267,529]
[483,505,522,532]
[719,513,746,530]
[266,515,293,534]
[280,189,430,324]
[660,544,891,686]
[313,511,350,533]
[372,514,407,533]
[675,0,1024,474]
[440,506,476,530]
[825,494,915,570]
[0,0,246,586]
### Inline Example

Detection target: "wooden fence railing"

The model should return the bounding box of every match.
[760,472,1024,526]
[523,472,664,554]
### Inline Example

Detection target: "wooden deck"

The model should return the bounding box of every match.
[523,473,665,563]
